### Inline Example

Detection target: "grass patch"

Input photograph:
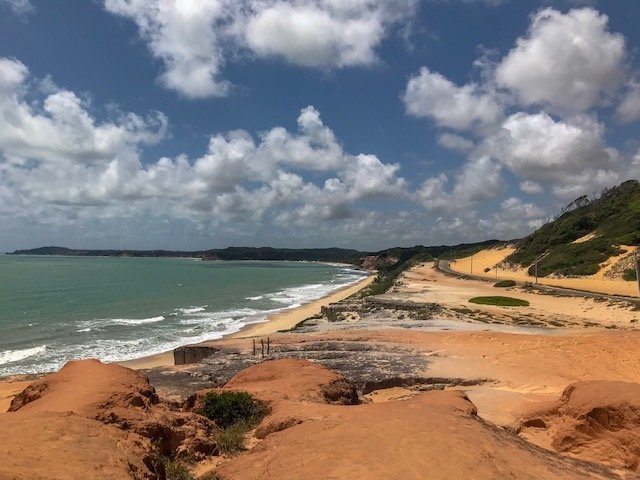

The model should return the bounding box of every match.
[469,296,530,307]
[216,421,252,455]
[201,391,270,456]
[163,458,194,480]
[494,280,516,288]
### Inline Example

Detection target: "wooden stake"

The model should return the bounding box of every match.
[267,337,270,355]
[252,339,256,356]
[261,338,264,358]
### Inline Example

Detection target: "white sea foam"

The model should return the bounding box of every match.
[176,306,207,315]
[0,345,46,365]
[0,266,369,376]
[110,316,165,325]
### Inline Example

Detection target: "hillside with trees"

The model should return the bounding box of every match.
[505,180,640,277]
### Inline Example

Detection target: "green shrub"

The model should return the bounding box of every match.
[494,280,516,288]
[163,458,194,480]
[623,268,638,281]
[469,296,529,307]
[201,391,269,429]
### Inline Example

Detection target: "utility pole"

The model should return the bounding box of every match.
[533,251,550,285]
[470,255,473,274]
[635,249,640,298]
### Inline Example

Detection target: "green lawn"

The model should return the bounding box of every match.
[469,296,530,307]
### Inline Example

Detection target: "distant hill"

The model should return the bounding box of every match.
[9,241,505,271]
[505,180,640,277]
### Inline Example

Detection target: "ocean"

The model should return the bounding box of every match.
[0,255,367,376]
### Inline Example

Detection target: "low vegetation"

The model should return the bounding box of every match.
[469,296,530,307]
[201,391,270,456]
[624,268,638,281]
[202,391,269,429]
[216,422,252,455]
[163,458,194,480]
[494,280,516,288]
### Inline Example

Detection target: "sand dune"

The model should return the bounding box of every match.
[449,246,640,297]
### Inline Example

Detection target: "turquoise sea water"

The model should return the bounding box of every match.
[0,256,366,375]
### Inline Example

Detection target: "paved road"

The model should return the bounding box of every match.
[437,260,640,305]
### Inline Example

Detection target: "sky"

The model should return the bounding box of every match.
[0,0,639,252]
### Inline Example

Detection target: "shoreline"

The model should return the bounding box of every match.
[120,273,375,370]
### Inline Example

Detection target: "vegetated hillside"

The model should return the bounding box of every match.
[358,239,504,296]
[506,180,640,277]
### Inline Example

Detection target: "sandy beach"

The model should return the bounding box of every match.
[119,273,375,370]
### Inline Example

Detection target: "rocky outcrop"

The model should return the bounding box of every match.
[173,345,220,365]
[217,386,616,480]
[360,255,398,271]
[518,381,640,472]
[2,359,220,479]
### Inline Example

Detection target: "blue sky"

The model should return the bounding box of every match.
[0,0,639,251]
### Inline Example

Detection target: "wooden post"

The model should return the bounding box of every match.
[635,249,640,298]
[252,339,256,356]
[470,255,473,274]
[261,339,264,358]
[267,337,270,355]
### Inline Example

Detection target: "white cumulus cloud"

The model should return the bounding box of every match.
[403,67,503,131]
[496,7,626,113]
[0,57,410,242]
[104,0,418,98]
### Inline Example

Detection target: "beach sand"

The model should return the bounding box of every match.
[119,274,374,370]
[228,274,375,339]
[450,245,640,297]
[400,261,640,327]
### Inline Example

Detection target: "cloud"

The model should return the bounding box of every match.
[452,155,506,202]
[496,7,626,112]
[0,57,409,242]
[245,1,416,68]
[483,111,622,197]
[437,133,475,153]
[104,0,418,98]
[104,0,232,99]
[616,81,640,124]
[0,58,167,169]
[478,197,546,238]
[519,180,543,194]
[417,155,505,213]
[1,0,33,16]
[402,67,503,131]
